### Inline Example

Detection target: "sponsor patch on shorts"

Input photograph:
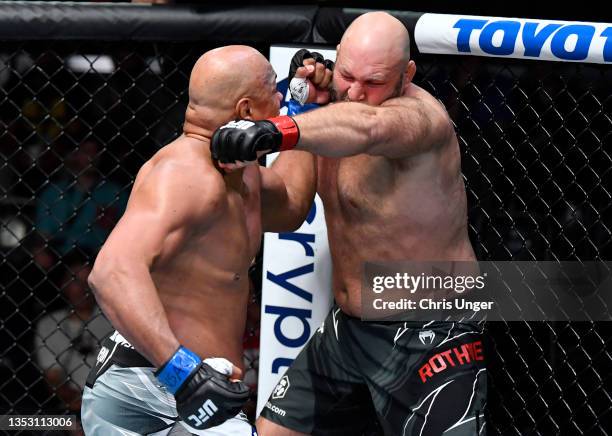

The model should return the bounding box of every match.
[265,402,286,417]
[272,375,290,399]
[96,346,109,363]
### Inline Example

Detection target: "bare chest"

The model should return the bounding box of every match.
[216,168,262,258]
[317,155,396,216]
[158,170,262,273]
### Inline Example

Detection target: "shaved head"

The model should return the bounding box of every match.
[332,11,415,105]
[186,45,277,129]
[340,12,410,67]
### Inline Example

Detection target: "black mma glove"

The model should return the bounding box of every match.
[211,116,300,164]
[155,347,249,430]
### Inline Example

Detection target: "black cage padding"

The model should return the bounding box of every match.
[0,2,317,43]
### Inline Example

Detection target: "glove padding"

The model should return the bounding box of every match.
[174,361,250,430]
[211,117,299,164]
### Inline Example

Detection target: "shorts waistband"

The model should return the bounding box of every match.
[86,331,152,389]
[334,306,479,328]
[102,331,153,368]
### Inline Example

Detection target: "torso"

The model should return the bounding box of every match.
[317,136,475,316]
[132,138,261,368]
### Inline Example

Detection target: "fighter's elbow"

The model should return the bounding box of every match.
[87,260,110,299]
[88,253,124,299]
[286,206,311,232]
[265,211,304,233]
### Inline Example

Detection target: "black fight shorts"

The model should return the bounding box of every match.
[260,306,487,436]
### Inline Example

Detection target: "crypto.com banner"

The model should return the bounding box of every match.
[257,45,336,416]
[362,261,612,322]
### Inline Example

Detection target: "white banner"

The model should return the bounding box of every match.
[415,13,612,64]
[257,45,336,416]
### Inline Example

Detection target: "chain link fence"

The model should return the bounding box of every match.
[0,33,610,436]
[417,55,611,435]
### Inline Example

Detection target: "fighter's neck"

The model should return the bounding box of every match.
[183,121,213,142]
[181,122,245,187]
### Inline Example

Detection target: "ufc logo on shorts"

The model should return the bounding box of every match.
[187,399,218,427]
[221,120,254,130]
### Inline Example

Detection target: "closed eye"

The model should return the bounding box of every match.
[340,71,354,81]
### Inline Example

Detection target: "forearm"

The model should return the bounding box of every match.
[293,102,380,157]
[271,151,317,230]
[290,96,450,159]
[259,98,318,232]
[89,259,179,367]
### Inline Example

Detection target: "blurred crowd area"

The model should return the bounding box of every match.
[0,21,610,436]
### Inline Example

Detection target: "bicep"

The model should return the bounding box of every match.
[100,206,172,266]
[371,96,453,158]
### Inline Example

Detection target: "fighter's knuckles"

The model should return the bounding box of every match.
[295,65,314,79]
[320,69,333,89]
[313,62,326,84]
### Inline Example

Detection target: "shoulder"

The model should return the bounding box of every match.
[130,150,226,222]
[403,84,455,144]
[388,84,450,118]
[141,138,224,195]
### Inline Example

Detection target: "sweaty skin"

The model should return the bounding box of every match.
[314,84,474,316]
[88,46,315,373]
[258,14,475,435]
[298,12,476,316]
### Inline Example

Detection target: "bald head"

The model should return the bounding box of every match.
[340,12,410,67]
[188,45,274,112]
[332,12,415,105]
[185,45,276,130]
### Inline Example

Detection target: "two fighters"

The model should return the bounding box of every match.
[213,12,487,436]
[82,46,316,435]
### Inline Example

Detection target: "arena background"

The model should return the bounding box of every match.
[0,2,610,435]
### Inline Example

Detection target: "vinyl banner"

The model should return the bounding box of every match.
[257,45,336,416]
[415,13,612,64]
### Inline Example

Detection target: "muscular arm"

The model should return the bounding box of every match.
[259,150,316,232]
[88,162,223,366]
[294,88,454,159]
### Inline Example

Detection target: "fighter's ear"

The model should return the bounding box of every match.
[404,60,416,84]
[236,98,252,120]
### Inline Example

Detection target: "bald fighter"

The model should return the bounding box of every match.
[213,12,487,436]
[81,46,316,435]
